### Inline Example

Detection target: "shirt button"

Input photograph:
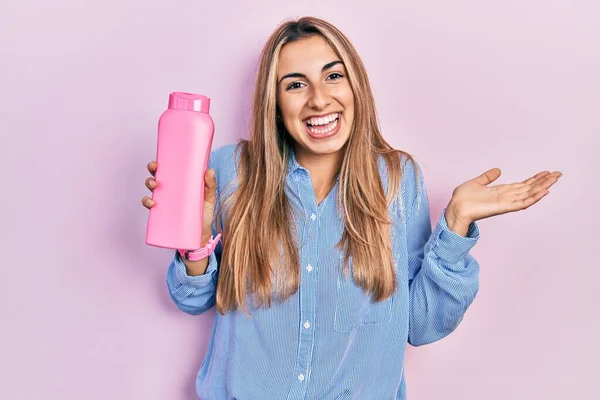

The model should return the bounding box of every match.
[298,373,305,382]
[310,213,316,221]
[306,264,313,272]
[303,320,311,329]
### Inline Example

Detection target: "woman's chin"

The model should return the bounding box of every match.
[299,136,349,157]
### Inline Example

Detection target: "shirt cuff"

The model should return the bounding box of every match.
[428,208,480,265]
[173,250,218,288]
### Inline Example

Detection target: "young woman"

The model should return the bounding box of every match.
[142,16,561,400]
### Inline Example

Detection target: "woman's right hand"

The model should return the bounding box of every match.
[141,161,159,209]
[142,161,218,264]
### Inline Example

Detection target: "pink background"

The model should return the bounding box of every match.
[1,0,598,399]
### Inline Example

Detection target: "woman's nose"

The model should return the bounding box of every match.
[307,85,332,110]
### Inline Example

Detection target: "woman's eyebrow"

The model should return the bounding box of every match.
[278,60,344,84]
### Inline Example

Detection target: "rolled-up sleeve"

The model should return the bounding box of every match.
[166,250,219,315]
[404,161,481,346]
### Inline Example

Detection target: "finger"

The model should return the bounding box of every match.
[512,171,560,193]
[516,188,549,210]
[204,169,217,206]
[142,196,155,209]
[145,177,157,191]
[514,176,554,204]
[546,171,562,185]
[508,171,561,211]
[524,170,563,186]
[537,173,561,190]
[474,168,502,186]
[521,171,550,185]
[147,161,157,177]
[509,172,549,191]
[513,183,532,194]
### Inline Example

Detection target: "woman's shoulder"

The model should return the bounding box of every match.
[376,150,425,221]
[210,142,240,167]
[210,141,244,173]
[399,152,423,193]
[376,150,423,195]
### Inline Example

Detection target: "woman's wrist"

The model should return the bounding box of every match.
[445,203,472,237]
[201,233,213,247]
[180,231,216,276]
[183,256,210,276]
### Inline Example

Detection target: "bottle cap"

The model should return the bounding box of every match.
[168,92,210,113]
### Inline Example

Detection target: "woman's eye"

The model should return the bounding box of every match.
[286,82,304,91]
[327,73,344,81]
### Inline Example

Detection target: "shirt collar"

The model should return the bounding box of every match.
[286,145,341,183]
[287,145,304,174]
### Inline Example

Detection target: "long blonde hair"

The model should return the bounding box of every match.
[215,16,416,315]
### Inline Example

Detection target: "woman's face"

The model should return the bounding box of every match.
[276,35,355,162]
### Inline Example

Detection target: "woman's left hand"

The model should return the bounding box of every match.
[445,168,563,234]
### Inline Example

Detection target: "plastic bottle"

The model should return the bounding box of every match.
[145,92,215,250]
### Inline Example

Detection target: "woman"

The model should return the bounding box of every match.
[142,16,561,400]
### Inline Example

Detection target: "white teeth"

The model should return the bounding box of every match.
[307,118,339,135]
[306,112,339,126]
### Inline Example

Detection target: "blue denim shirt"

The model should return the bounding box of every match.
[166,143,480,399]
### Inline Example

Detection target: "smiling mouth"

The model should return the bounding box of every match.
[304,112,340,135]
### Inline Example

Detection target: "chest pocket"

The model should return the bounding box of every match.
[334,254,395,333]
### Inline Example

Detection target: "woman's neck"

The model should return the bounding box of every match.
[294,147,343,205]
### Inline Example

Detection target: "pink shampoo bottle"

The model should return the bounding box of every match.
[145,92,215,251]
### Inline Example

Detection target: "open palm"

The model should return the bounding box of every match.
[449,168,563,223]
